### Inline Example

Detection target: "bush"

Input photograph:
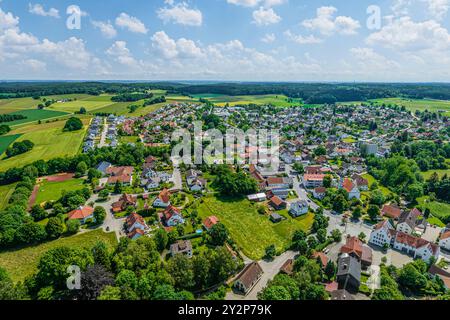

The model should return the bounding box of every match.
[66,219,81,235]
[63,117,83,131]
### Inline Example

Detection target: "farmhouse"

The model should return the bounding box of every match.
[67,206,94,224]
[234,262,264,295]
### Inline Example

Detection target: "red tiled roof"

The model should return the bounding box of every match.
[303,174,325,181]
[203,216,219,229]
[382,204,402,219]
[270,196,285,207]
[342,178,355,193]
[314,187,326,194]
[395,231,439,254]
[158,189,171,203]
[68,206,94,220]
[340,236,363,258]
[128,228,144,239]
[325,281,338,293]
[126,212,145,229]
[440,231,450,240]
[312,251,329,267]
[106,166,134,176]
[266,177,285,185]
[164,205,181,220]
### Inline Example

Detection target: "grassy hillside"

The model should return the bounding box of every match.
[0,229,117,282]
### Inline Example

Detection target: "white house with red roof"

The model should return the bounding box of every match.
[163,205,185,227]
[341,178,360,200]
[153,189,171,208]
[439,231,450,251]
[397,208,423,235]
[313,187,326,199]
[203,216,219,230]
[393,232,440,262]
[126,212,148,234]
[67,206,94,224]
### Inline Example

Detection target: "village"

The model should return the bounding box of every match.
[49,99,450,300]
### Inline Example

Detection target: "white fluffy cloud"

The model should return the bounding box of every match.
[391,0,450,20]
[252,7,281,26]
[302,6,360,36]
[92,20,117,39]
[227,0,285,7]
[151,31,204,59]
[0,7,19,31]
[284,30,322,44]
[350,47,399,70]
[22,58,46,72]
[28,3,59,18]
[366,16,450,51]
[261,33,276,43]
[106,41,139,67]
[158,2,203,26]
[115,12,148,34]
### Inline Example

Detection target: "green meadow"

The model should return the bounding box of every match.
[0,134,22,155]
[34,178,86,205]
[192,93,303,107]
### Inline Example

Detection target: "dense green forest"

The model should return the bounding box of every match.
[2,82,450,102]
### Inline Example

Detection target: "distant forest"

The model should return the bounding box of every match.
[1,81,450,103]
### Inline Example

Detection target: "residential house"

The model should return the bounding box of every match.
[289,200,309,217]
[265,177,293,190]
[163,205,185,227]
[96,161,112,176]
[128,228,144,240]
[302,174,325,188]
[336,254,361,293]
[111,194,137,213]
[352,174,369,191]
[279,259,294,275]
[313,187,326,199]
[67,206,94,224]
[312,251,329,269]
[269,196,287,210]
[439,230,450,251]
[234,262,264,295]
[269,188,290,200]
[106,166,134,185]
[341,178,360,200]
[203,216,219,230]
[170,240,193,258]
[153,189,171,208]
[340,236,372,269]
[126,212,147,234]
[397,208,423,235]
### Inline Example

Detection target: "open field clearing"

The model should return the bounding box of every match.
[0,229,117,282]
[34,178,86,205]
[417,196,450,225]
[0,183,17,210]
[194,195,313,260]
[0,134,22,155]
[421,168,450,180]
[192,93,303,107]
[0,118,89,171]
[362,173,394,197]
[6,109,69,126]
[369,98,450,116]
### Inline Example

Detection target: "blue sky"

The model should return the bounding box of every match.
[1,0,450,81]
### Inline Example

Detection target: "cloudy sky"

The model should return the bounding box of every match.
[1,0,450,81]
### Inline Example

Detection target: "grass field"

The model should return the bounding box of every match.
[0,134,22,155]
[35,178,86,205]
[369,98,450,116]
[0,118,90,171]
[417,196,450,224]
[0,229,117,282]
[6,109,69,126]
[0,183,17,210]
[191,94,303,107]
[362,173,394,197]
[194,195,314,259]
[421,168,450,180]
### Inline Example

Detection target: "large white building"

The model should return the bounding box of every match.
[439,231,450,251]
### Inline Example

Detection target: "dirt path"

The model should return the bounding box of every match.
[27,184,40,210]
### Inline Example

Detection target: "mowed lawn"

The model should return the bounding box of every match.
[35,178,86,205]
[0,118,90,171]
[0,229,117,282]
[421,168,450,180]
[6,109,69,126]
[0,134,22,154]
[0,183,17,210]
[195,195,314,260]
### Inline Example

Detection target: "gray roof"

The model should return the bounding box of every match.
[97,161,112,173]
[337,254,361,282]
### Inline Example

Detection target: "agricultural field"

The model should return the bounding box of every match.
[34,178,86,205]
[0,183,17,210]
[191,93,303,107]
[5,109,69,127]
[369,98,450,116]
[0,118,90,172]
[0,134,22,155]
[0,229,117,282]
[194,195,314,260]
